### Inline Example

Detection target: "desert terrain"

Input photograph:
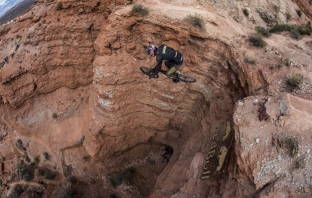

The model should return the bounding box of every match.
[0,0,312,197]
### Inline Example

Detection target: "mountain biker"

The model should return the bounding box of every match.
[145,44,184,82]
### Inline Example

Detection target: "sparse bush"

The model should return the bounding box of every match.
[280,136,299,158]
[109,194,118,198]
[297,24,312,36]
[66,176,77,184]
[286,13,292,22]
[43,152,49,160]
[34,156,40,164]
[269,23,294,33]
[44,169,55,180]
[244,56,257,65]
[130,4,149,16]
[285,58,291,67]
[35,168,44,177]
[15,139,24,150]
[242,8,249,17]
[290,28,301,40]
[249,34,266,47]
[15,162,33,181]
[90,178,96,185]
[255,26,271,37]
[287,74,303,88]
[7,184,24,198]
[296,157,306,168]
[109,174,122,188]
[108,167,135,188]
[296,9,302,18]
[57,187,77,198]
[269,23,311,40]
[64,165,73,176]
[24,154,31,163]
[186,13,206,30]
[56,1,63,10]
[22,171,32,181]
[52,113,58,119]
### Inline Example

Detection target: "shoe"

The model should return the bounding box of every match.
[149,69,159,78]
[172,78,180,83]
[167,67,177,75]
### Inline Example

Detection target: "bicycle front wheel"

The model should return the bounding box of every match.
[140,66,152,76]
[178,74,196,82]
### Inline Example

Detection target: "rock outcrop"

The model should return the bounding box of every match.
[0,0,311,197]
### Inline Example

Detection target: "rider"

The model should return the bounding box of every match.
[145,44,183,82]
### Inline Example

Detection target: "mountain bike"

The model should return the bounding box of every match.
[140,66,196,83]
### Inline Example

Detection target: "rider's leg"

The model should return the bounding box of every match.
[165,61,174,68]
[167,61,183,76]
[149,62,163,78]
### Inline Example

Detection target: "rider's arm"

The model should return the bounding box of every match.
[154,56,163,73]
[153,46,164,73]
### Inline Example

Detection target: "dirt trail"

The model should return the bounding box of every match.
[1,112,65,183]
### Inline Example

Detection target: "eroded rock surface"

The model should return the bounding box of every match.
[0,0,311,197]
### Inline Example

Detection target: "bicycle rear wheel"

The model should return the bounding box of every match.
[178,74,196,82]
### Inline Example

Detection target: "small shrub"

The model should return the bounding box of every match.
[64,165,73,176]
[15,162,33,181]
[57,187,77,198]
[242,8,249,17]
[7,184,24,198]
[22,171,32,181]
[297,24,311,36]
[15,139,24,150]
[286,13,292,22]
[296,9,302,18]
[290,28,301,40]
[285,58,291,67]
[52,113,57,119]
[130,4,149,16]
[287,74,303,88]
[249,34,266,47]
[280,137,299,158]
[186,13,206,30]
[244,56,256,64]
[34,156,40,164]
[109,174,122,188]
[122,168,135,184]
[24,154,31,163]
[269,23,311,40]
[90,178,96,185]
[44,169,55,180]
[269,23,294,33]
[255,26,271,37]
[56,1,63,10]
[296,157,306,168]
[43,152,49,160]
[35,168,44,176]
[109,194,118,198]
[108,167,135,188]
[66,176,77,184]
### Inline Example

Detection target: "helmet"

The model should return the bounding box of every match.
[145,45,155,56]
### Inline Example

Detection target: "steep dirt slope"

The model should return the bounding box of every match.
[0,0,311,197]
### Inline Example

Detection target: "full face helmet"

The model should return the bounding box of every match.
[145,45,156,56]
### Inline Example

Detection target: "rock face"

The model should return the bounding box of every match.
[232,94,312,197]
[0,0,311,197]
